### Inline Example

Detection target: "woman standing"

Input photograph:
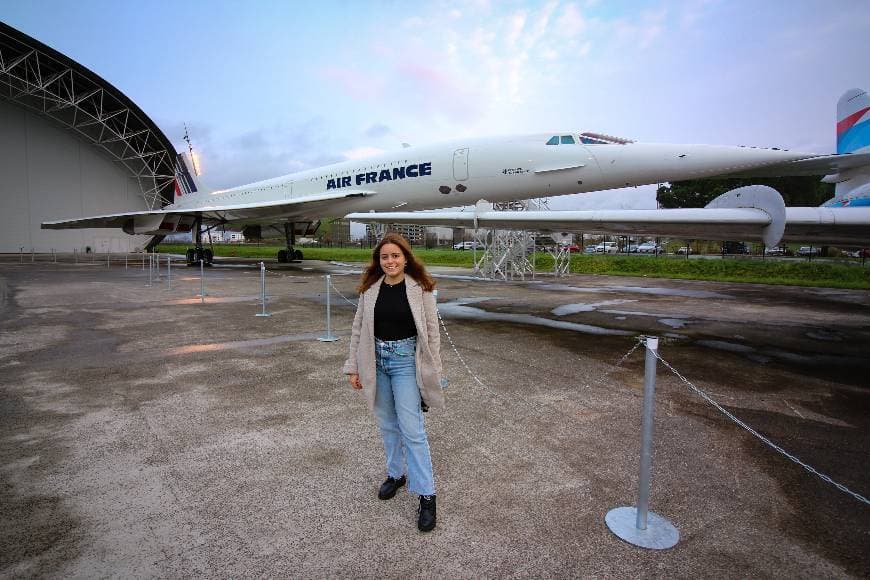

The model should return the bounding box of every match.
[343,233,444,532]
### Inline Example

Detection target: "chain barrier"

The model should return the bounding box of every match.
[652,349,869,506]
[326,272,641,421]
[328,277,360,307]
[434,304,642,420]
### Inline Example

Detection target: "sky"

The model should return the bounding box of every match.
[3,0,869,211]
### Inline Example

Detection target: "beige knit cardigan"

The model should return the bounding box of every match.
[342,275,445,412]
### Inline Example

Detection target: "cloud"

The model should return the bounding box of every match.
[611,9,666,49]
[506,10,528,48]
[172,117,348,189]
[555,2,587,37]
[342,146,386,160]
[363,123,392,139]
[319,66,384,100]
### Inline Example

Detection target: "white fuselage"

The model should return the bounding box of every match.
[169,134,816,225]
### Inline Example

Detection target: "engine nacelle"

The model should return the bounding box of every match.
[705,185,786,248]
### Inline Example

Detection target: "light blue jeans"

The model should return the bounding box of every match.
[374,336,436,496]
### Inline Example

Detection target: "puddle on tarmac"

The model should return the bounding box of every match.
[539,283,734,299]
[805,330,844,342]
[163,332,325,355]
[552,302,692,330]
[696,339,866,366]
[550,299,635,316]
[439,298,634,336]
[658,318,690,329]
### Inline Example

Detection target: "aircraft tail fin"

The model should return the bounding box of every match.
[173,152,210,201]
[826,89,870,206]
[837,89,870,154]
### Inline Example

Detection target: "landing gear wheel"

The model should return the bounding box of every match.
[293,249,303,261]
[203,248,213,265]
[186,248,196,266]
[277,249,288,263]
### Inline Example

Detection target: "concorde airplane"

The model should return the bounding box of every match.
[43,89,870,263]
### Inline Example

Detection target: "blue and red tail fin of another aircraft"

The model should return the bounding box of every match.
[825,89,870,207]
[837,89,870,154]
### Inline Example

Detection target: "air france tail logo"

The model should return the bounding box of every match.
[175,153,198,195]
[327,162,432,190]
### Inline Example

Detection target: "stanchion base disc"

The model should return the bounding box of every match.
[318,336,339,342]
[605,506,679,550]
[255,313,272,317]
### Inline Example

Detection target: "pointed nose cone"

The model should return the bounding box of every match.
[586,143,819,189]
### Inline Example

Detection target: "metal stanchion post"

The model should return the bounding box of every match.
[605,336,679,550]
[125,254,128,270]
[318,274,339,342]
[31,248,34,263]
[146,254,152,287]
[106,250,110,269]
[199,259,205,303]
[167,255,171,290]
[256,261,270,317]
[141,254,145,270]
[20,246,23,263]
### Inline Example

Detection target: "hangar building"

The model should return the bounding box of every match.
[0,22,177,253]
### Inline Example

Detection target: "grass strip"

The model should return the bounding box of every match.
[156,244,869,289]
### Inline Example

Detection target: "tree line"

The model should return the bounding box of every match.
[656,176,834,208]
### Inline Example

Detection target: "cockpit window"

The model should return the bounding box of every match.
[546,136,559,145]
[561,135,575,145]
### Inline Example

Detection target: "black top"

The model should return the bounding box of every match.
[374,279,417,340]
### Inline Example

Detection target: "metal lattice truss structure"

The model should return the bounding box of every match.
[0,22,177,210]
[547,245,571,277]
[472,198,551,281]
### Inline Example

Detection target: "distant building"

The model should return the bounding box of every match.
[207,230,245,243]
[366,223,427,245]
[317,218,351,246]
[430,227,453,244]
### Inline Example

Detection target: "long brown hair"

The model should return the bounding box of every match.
[358,232,436,293]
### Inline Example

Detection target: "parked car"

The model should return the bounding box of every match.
[846,248,870,258]
[561,244,580,253]
[796,246,819,256]
[595,242,618,254]
[675,246,692,255]
[453,241,480,250]
[764,246,788,256]
[636,242,663,254]
[722,241,749,254]
[626,244,639,253]
[583,244,598,254]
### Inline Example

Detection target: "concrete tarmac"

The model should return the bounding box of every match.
[1,256,868,578]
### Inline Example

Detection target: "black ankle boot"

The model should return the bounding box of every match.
[378,475,406,500]
[417,494,436,532]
